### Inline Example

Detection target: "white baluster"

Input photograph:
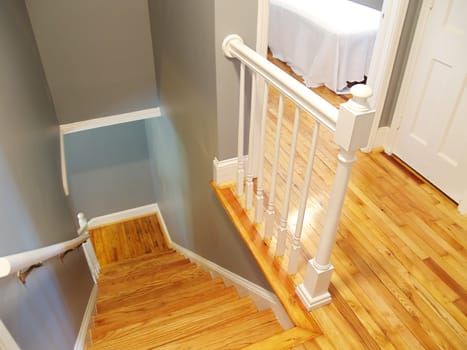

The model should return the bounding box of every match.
[264,94,284,239]
[254,82,269,223]
[275,107,301,256]
[296,84,374,310]
[288,123,320,272]
[236,63,246,196]
[245,73,257,209]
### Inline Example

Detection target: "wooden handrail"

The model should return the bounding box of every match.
[0,214,89,282]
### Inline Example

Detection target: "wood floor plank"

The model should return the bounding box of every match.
[241,327,315,350]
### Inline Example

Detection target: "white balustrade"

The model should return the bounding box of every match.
[222,34,375,311]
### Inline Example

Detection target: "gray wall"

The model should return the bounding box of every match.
[349,0,384,11]
[0,2,93,349]
[214,1,258,159]
[65,121,156,218]
[146,0,270,289]
[25,0,158,124]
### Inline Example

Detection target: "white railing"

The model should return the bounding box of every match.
[221,34,375,310]
[0,213,99,283]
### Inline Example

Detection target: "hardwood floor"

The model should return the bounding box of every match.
[216,71,467,347]
[89,214,169,266]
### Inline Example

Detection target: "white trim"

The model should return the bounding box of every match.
[153,204,173,247]
[59,128,69,196]
[458,191,467,215]
[87,203,159,229]
[386,0,434,153]
[370,126,390,149]
[213,156,248,185]
[256,0,269,56]
[0,320,20,350]
[170,241,293,330]
[73,284,98,350]
[363,0,409,151]
[58,107,162,196]
[60,107,161,134]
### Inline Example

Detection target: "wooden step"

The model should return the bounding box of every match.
[96,263,205,301]
[93,278,226,327]
[241,327,316,350]
[97,257,192,289]
[95,271,213,313]
[91,284,240,341]
[98,250,184,279]
[155,309,283,350]
[88,296,259,349]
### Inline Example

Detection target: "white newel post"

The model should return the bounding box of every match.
[78,213,100,282]
[296,85,375,310]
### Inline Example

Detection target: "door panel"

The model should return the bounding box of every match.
[394,0,467,203]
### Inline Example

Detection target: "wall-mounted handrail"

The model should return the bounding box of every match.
[0,213,89,282]
[222,34,339,132]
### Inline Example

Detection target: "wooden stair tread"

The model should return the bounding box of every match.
[95,272,213,313]
[155,309,283,350]
[98,250,184,279]
[241,327,316,350]
[89,296,259,349]
[97,263,206,301]
[93,277,227,326]
[91,285,240,341]
[97,257,192,288]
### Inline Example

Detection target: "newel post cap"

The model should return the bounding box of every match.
[348,84,373,112]
[222,34,244,58]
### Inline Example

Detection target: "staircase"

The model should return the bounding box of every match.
[86,214,315,349]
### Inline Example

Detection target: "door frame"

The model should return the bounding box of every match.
[385,0,435,153]
[256,0,410,152]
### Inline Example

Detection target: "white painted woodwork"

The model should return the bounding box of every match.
[77,213,100,282]
[0,320,20,350]
[255,84,270,224]
[213,156,248,185]
[222,35,375,311]
[246,74,258,209]
[297,85,375,310]
[392,0,467,204]
[222,35,338,132]
[74,284,98,350]
[264,94,284,239]
[276,107,300,257]
[59,107,162,197]
[236,63,246,196]
[288,123,320,274]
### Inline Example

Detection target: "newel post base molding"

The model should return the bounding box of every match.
[296,258,334,310]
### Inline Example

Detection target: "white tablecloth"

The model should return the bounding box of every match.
[269,0,381,93]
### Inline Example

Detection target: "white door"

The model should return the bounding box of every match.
[393,0,467,203]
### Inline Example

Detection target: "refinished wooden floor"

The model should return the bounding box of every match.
[251,75,467,348]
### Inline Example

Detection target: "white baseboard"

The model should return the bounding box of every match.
[170,241,293,330]
[74,284,97,350]
[213,156,248,185]
[87,203,159,229]
[0,320,20,350]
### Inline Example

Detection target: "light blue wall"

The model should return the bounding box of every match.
[0,1,93,349]
[65,121,156,219]
[146,0,270,289]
